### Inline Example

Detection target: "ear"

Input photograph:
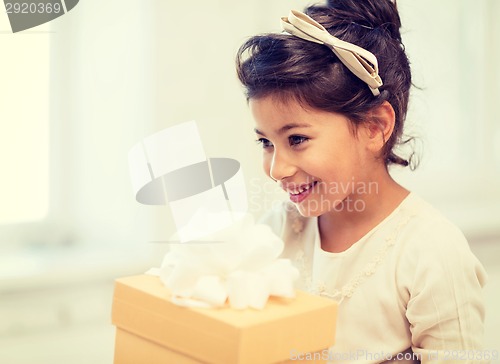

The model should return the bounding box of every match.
[361,101,396,154]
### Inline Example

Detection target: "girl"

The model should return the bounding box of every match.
[236,1,488,363]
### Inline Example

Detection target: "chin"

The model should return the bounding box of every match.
[294,204,328,218]
[294,196,346,217]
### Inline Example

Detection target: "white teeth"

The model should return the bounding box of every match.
[290,183,313,195]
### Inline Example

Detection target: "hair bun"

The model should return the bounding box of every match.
[316,0,402,42]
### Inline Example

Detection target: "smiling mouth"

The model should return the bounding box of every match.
[287,181,318,203]
[289,181,317,195]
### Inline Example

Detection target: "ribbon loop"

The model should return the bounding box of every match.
[281,10,383,96]
[156,214,300,309]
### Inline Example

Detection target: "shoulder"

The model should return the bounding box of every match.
[395,192,487,290]
[399,193,471,249]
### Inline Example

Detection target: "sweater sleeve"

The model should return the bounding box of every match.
[398,220,489,364]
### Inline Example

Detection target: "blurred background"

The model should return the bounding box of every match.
[1,0,498,363]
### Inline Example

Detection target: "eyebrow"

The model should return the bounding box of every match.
[254,123,312,137]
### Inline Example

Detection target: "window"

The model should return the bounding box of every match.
[0,17,50,225]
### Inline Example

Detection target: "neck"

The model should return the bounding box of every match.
[318,169,409,253]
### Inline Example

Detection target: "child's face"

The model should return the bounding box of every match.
[250,95,377,217]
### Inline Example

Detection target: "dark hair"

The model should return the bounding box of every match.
[236,0,416,168]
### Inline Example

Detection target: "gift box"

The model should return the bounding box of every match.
[111,275,337,364]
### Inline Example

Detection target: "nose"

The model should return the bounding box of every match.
[268,148,297,182]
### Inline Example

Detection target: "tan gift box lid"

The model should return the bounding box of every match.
[111,275,337,364]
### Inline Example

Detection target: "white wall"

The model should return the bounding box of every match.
[46,0,158,248]
[393,0,500,238]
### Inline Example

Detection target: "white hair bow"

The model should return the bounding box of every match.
[281,10,383,96]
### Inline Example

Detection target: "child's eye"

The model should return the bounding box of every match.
[256,138,274,149]
[289,135,309,146]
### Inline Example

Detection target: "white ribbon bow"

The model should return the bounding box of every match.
[157,214,299,309]
[281,10,383,96]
